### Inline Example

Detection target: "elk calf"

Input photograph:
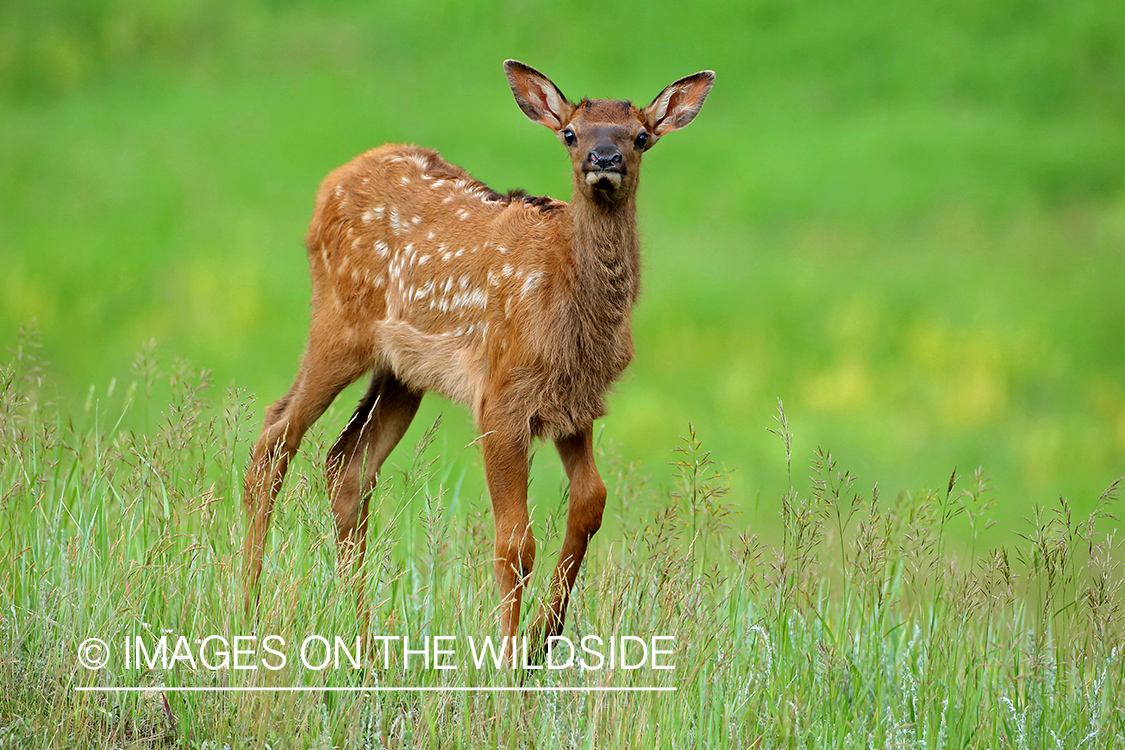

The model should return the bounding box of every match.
[242,60,714,652]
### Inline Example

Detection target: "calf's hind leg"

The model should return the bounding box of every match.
[325,373,422,628]
[327,373,423,564]
[242,332,368,615]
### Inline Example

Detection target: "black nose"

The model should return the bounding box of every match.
[587,147,622,171]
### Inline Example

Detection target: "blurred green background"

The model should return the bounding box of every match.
[3,0,1123,545]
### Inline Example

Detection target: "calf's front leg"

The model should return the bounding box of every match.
[480,415,535,659]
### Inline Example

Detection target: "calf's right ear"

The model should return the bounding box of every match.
[504,60,576,131]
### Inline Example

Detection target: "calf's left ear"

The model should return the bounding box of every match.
[642,71,715,137]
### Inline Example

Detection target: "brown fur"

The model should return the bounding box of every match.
[242,60,714,654]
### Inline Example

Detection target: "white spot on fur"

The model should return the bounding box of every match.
[414,280,434,301]
[427,230,436,240]
[520,271,543,297]
[374,239,389,258]
[389,208,402,236]
[448,287,488,312]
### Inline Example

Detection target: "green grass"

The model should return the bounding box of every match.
[2,0,1124,543]
[2,342,1123,748]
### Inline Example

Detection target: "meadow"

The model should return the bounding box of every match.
[1,334,1123,747]
[2,0,1125,746]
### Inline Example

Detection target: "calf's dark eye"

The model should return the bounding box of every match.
[563,129,577,146]
[634,131,649,150]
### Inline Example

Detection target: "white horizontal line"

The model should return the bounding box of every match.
[76,686,674,693]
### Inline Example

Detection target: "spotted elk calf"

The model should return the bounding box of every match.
[242,60,714,654]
